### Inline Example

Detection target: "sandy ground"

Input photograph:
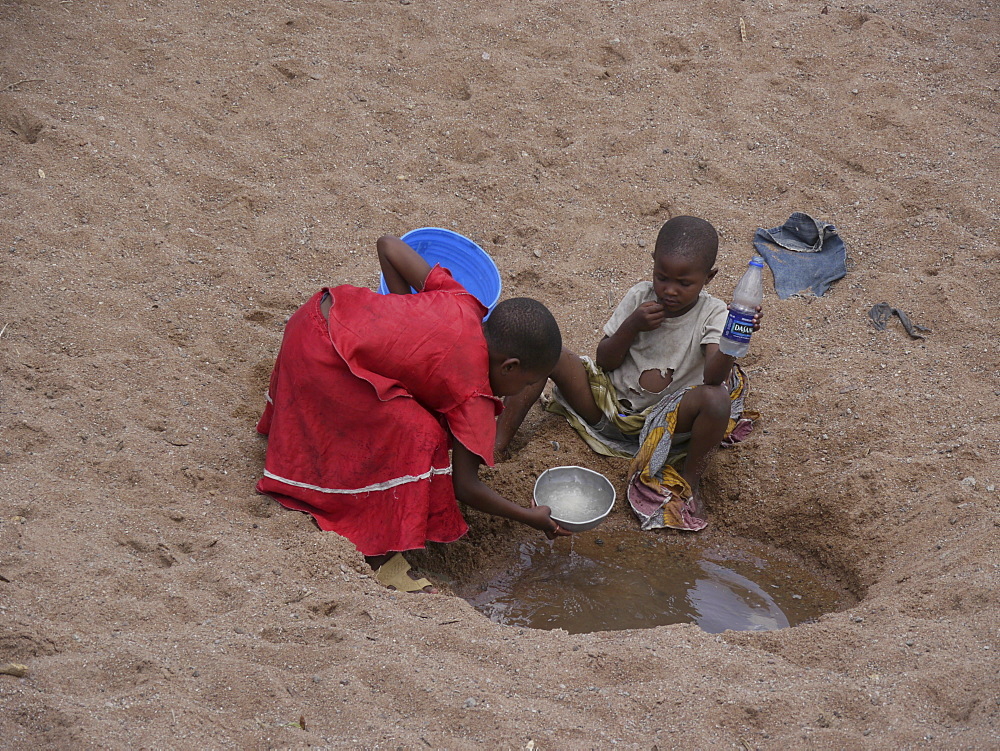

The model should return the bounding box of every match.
[1,0,998,747]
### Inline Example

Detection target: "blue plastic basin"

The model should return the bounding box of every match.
[377,227,502,316]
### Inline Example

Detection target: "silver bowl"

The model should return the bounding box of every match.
[533,466,616,532]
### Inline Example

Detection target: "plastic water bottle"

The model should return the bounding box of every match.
[719,256,764,357]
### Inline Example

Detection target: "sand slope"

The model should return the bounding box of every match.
[1,0,997,747]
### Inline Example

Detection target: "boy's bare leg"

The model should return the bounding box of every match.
[550,348,603,424]
[494,379,547,456]
[495,347,603,456]
[673,384,731,517]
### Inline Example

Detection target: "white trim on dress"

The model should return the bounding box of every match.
[263,466,452,494]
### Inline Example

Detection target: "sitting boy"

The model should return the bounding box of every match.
[257,235,570,593]
[495,216,760,531]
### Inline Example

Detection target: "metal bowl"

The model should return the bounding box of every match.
[533,466,616,532]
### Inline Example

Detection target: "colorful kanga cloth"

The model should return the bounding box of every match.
[256,266,502,557]
[626,365,753,532]
[548,359,755,531]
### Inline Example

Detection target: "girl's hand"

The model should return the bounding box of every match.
[751,305,764,333]
[528,505,573,538]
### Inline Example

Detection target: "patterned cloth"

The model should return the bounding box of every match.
[627,366,753,531]
[548,358,755,531]
[546,357,646,458]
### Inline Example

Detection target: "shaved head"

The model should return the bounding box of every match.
[654,216,719,271]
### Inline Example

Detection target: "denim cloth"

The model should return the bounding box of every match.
[753,212,847,299]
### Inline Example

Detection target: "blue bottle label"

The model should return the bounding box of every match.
[722,309,755,344]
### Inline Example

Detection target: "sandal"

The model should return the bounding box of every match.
[374,553,435,593]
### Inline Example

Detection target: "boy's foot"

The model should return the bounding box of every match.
[371,553,438,594]
[687,491,706,520]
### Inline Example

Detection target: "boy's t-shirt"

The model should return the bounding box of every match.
[603,283,727,411]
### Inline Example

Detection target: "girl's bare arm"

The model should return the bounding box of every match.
[376,235,432,294]
[452,441,570,538]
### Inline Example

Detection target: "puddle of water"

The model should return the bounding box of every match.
[458,530,848,634]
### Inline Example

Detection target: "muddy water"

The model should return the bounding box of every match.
[458,530,849,634]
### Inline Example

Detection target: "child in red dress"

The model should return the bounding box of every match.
[257,235,569,592]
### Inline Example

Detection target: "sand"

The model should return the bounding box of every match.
[1,0,997,747]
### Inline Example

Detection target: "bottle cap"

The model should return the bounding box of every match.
[750,256,764,267]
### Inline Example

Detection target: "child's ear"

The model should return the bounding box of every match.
[706,267,719,283]
[500,357,521,374]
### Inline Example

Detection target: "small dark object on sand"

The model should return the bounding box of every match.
[868,302,930,340]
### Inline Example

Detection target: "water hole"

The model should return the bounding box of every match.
[455,530,851,634]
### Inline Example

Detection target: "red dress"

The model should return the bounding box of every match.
[256,266,502,556]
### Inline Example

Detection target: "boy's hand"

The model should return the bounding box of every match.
[598,300,665,371]
[751,305,764,333]
[629,301,667,332]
